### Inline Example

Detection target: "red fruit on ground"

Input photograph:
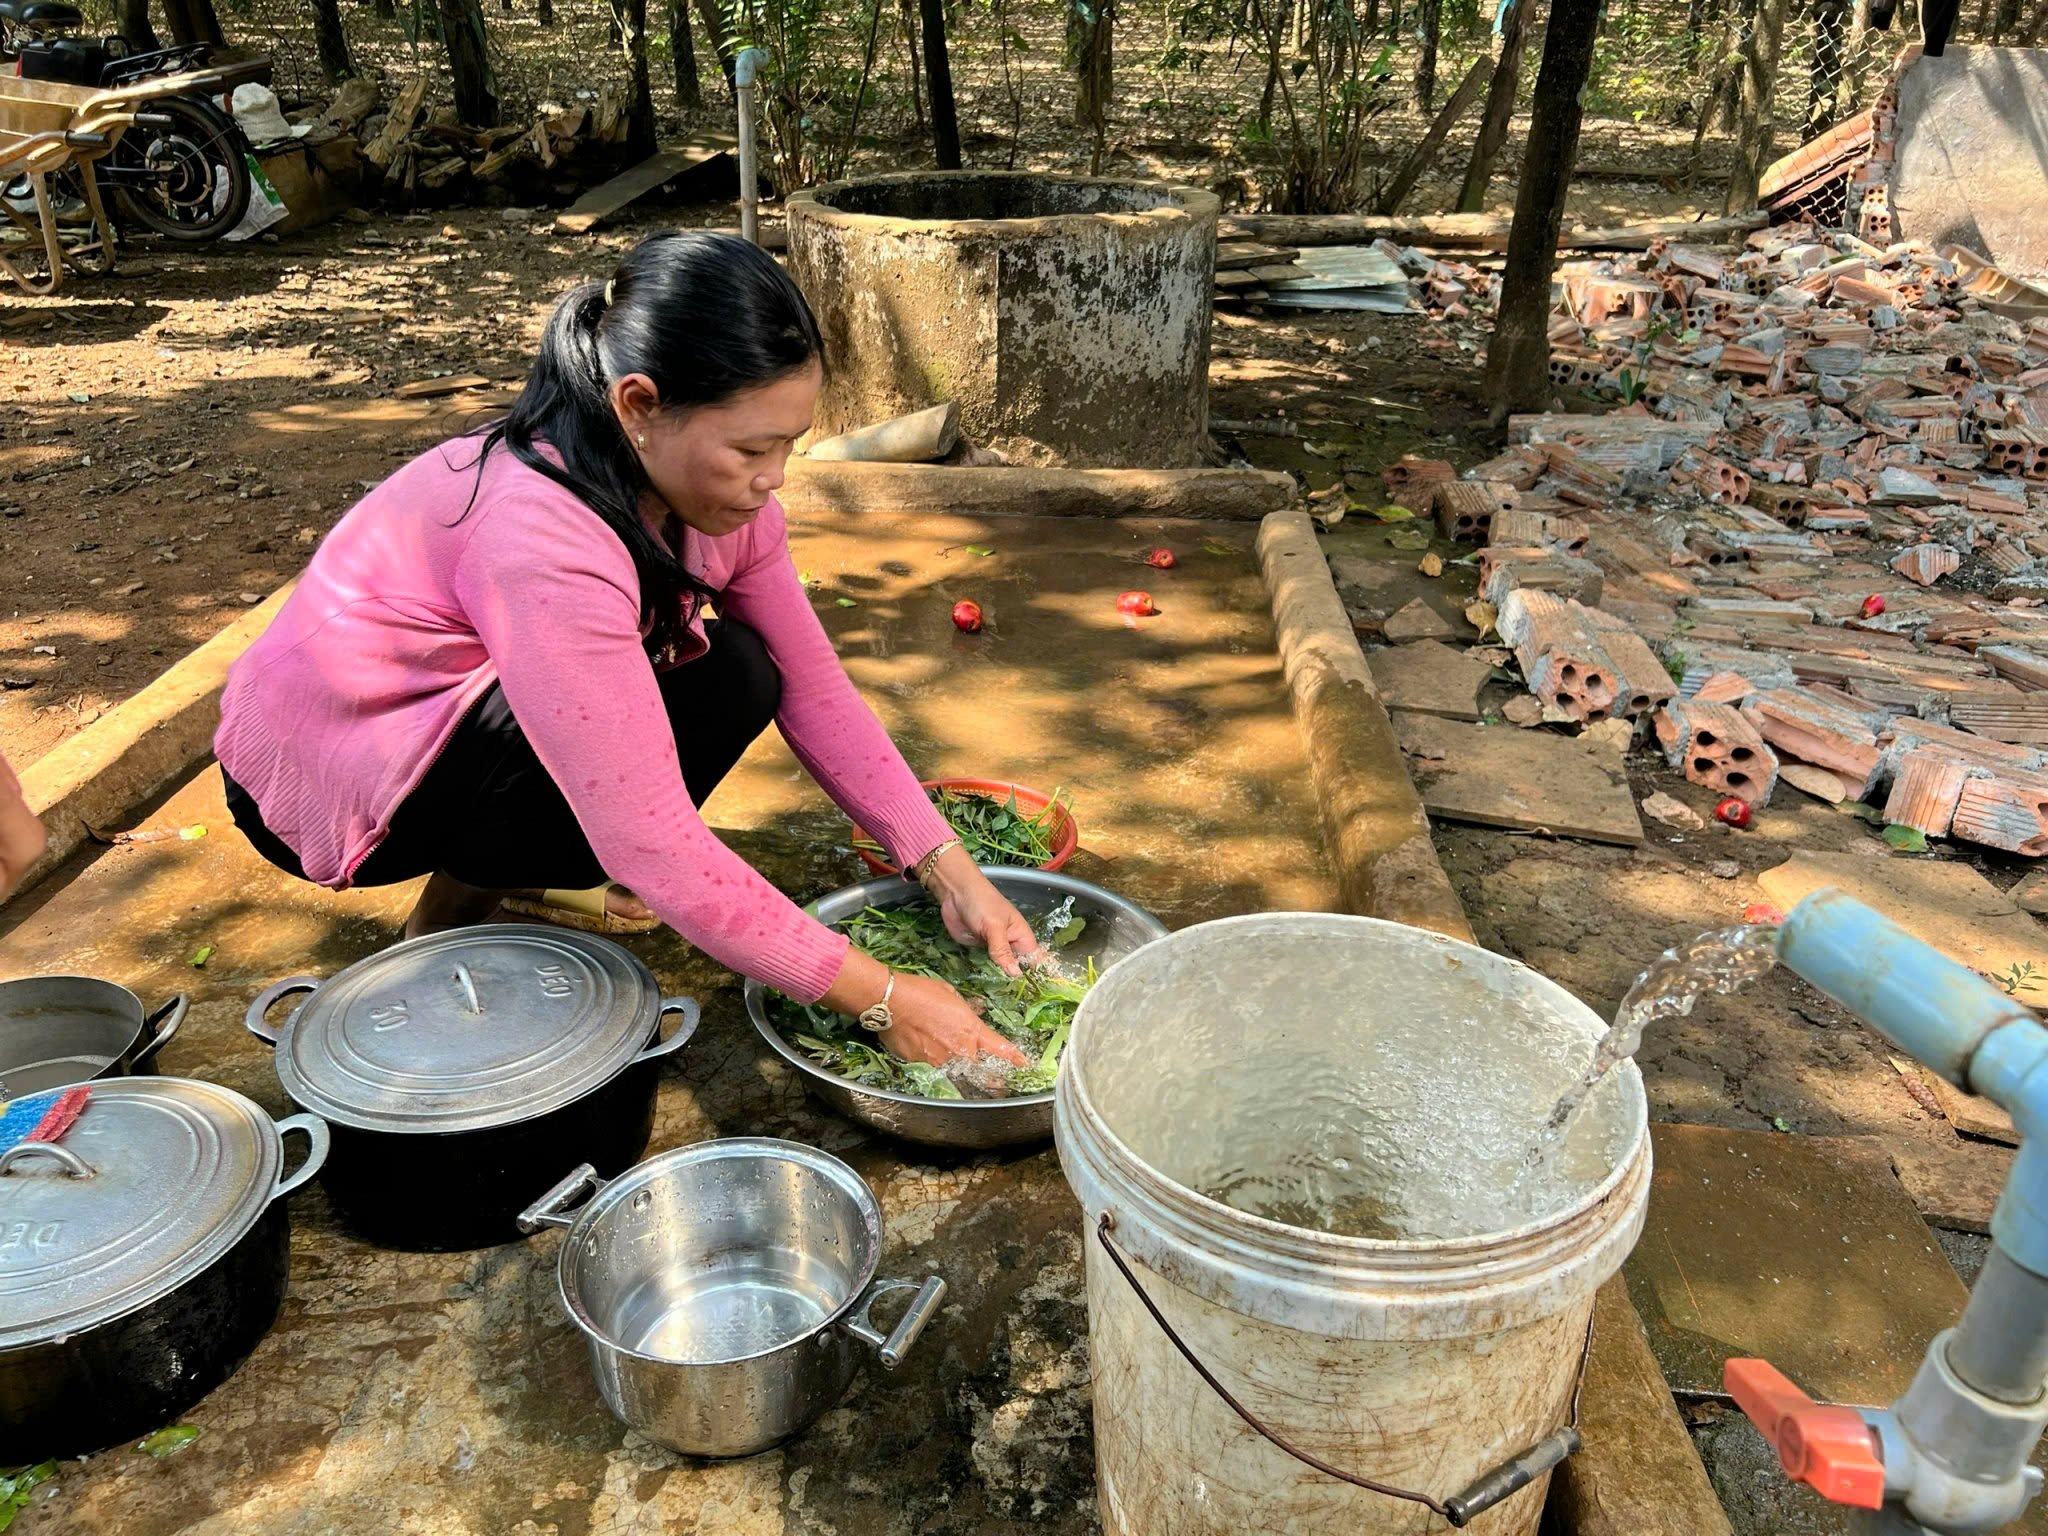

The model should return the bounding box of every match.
[951,600,983,633]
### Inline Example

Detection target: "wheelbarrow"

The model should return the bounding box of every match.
[0,70,227,295]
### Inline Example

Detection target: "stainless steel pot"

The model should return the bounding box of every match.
[518,1138,946,1458]
[742,867,1171,1148]
[0,977,186,1098]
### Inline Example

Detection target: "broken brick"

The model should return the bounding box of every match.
[1882,748,1978,838]
[1891,544,1961,586]
[1656,698,1779,805]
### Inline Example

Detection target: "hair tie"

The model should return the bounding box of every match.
[602,278,616,307]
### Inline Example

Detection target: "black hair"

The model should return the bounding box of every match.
[466,230,825,661]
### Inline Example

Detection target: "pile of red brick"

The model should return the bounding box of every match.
[1375,221,2048,854]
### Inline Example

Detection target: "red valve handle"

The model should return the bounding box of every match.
[1724,1358,1885,1510]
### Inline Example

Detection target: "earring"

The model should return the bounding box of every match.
[636,433,646,446]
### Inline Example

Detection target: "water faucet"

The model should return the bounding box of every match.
[1728,888,2048,1534]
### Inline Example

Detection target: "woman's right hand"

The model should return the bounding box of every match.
[878,971,1029,1071]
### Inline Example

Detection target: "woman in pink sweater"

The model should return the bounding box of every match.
[216,232,1032,1074]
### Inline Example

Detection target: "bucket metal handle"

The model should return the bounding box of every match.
[1093,1211,1586,1528]
[517,1162,608,1232]
[132,993,188,1068]
[841,1274,946,1369]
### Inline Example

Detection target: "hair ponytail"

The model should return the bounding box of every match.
[460,232,824,661]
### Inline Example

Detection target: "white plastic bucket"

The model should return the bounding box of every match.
[1054,913,1651,1535]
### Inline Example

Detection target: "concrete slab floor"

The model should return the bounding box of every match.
[0,514,1336,1535]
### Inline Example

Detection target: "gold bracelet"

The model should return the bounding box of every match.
[857,972,897,1032]
[913,837,963,886]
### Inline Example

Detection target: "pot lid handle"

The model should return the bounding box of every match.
[269,1113,331,1201]
[630,996,702,1067]
[246,976,322,1046]
[0,1142,95,1179]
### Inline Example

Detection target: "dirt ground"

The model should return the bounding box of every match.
[7,171,2036,1530]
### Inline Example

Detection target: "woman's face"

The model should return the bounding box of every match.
[616,362,821,539]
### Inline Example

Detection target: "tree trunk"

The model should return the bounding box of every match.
[1456,0,1529,212]
[1725,0,1788,210]
[1070,0,1114,130]
[1807,0,1846,134]
[118,0,161,51]
[1486,0,1604,424]
[310,0,355,79]
[693,0,734,89]
[668,0,700,106]
[1686,0,1707,42]
[919,0,961,168]
[2023,0,2047,43]
[899,0,926,134]
[158,0,226,47]
[373,0,395,20]
[616,0,656,155]
[1993,0,2021,37]
[1416,0,1443,110]
[434,0,500,124]
[537,0,552,24]
[1844,0,1872,101]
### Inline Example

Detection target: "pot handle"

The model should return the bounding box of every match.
[0,1142,95,1179]
[840,1274,947,1370]
[131,993,189,1068]
[518,1162,608,1232]
[245,977,322,1046]
[630,996,702,1067]
[269,1113,331,1201]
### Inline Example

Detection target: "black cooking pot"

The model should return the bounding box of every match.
[0,1078,328,1462]
[0,976,187,1097]
[245,924,699,1252]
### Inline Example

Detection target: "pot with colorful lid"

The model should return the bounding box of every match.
[245,924,699,1252]
[0,1077,329,1462]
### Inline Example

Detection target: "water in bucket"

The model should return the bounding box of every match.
[1080,921,1645,1243]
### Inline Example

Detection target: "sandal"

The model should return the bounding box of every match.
[499,884,661,935]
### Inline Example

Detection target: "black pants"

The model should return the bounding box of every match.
[225,618,783,891]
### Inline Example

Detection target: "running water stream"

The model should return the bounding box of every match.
[1530,923,1783,1165]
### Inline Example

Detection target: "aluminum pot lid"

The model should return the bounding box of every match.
[0,1078,285,1348]
[270,926,663,1134]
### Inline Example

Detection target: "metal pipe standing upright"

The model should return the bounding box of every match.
[734,47,769,245]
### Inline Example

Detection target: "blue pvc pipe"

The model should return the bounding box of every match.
[1778,888,2048,1275]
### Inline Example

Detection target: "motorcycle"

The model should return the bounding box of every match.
[1,0,250,242]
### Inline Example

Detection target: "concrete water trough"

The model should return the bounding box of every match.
[785,171,1219,469]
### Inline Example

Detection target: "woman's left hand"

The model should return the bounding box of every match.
[923,844,1043,976]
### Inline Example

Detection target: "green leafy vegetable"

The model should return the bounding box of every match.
[771,898,1093,1100]
[136,1426,201,1458]
[1882,823,1929,853]
[858,787,1070,869]
[0,1464,55,1532]
[964,544,995,557]
[834,597,858,608]
[189,945,214,968]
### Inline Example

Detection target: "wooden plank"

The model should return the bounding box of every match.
[1391,711,1645,845]
[1624,1125,1967,1407]
[1549,1280,1735,1536]
[1759,850,2048,989]
[553,131,739,234]
[1374,55,1493,216]
[1213,209,1766,254]
[1212,268,1264,290]
[1214,241,1299,271]
[1916,1062,2020,1145]
[1950,694,2048,745]
[1366,638,1492,720]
